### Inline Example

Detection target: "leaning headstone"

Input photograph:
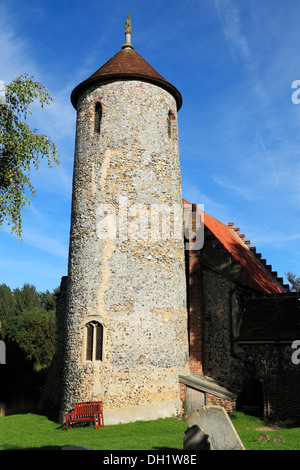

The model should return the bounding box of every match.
[183,425,211,450]
[187,406,245,450]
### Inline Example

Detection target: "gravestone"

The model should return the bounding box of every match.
[187,406,245,450]
[0,341,5,364]
[183,425,211,450]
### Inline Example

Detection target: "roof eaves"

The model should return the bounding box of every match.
[71,72,182,110]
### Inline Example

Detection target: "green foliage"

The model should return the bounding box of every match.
[285,271,300,292]
[0,282,57,368]
[13,282,40,316]
[0,74,59,239]
[2,309,55,367]
[0,283,16,323]
[40,287,59,311]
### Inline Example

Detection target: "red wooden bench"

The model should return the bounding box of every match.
[65,401,104,430]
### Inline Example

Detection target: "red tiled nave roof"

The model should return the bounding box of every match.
[183,199,284,294]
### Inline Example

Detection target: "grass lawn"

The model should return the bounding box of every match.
[0,413,189,450]
[230,412,300,450]
[1,411,300,450]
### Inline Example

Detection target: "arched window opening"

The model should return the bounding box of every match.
[94,102,102,134]
[85,321,103,361]
[168,110,176,139]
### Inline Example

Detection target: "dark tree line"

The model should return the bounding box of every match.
[0,282,57,368]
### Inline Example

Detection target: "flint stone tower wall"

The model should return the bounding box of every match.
[59,77,190,424]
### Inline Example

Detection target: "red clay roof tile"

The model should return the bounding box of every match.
[183,200,284,294]
[88,48,166,82]
[71,47,182,110]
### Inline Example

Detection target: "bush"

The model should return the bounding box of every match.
[1,308,55,368]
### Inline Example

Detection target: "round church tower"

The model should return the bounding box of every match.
[60,15,190,424]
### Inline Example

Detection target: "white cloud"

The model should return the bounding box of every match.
[0,5,76,143]
[23,227,68,259]
[211,175,257,202]
[2,219,68,259]
[182,181,232,223]
[0,7,38,83]
[213,0,252,65]
[246,227,300,251]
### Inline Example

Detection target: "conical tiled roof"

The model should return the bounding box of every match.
[89,48,166,83]
[71,47,182,110]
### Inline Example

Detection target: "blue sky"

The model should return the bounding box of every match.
[0,0,300,293]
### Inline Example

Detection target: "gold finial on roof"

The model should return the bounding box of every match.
[125,13,132,34]
[122,13,134,49]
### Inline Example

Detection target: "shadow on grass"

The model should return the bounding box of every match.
[1,445,62,450]
[151,447,181,450]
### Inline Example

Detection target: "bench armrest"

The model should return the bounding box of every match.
[65,411,75,421]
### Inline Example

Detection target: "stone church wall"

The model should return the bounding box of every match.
[201,266,245,393]
[59,79,190,424]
